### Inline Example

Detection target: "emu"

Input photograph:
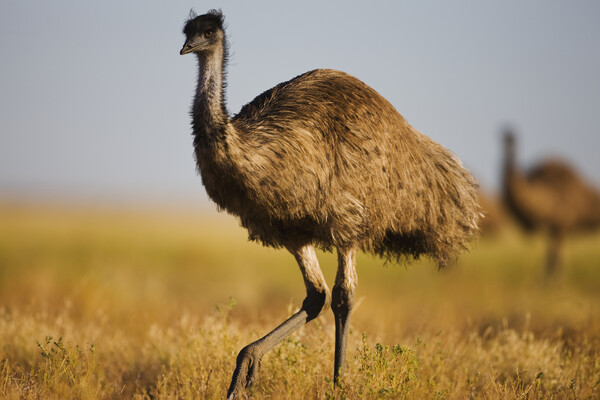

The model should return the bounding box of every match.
[180,10,480,398]
[502,130,600,275]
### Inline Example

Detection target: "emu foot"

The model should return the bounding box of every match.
[227,345,263,400]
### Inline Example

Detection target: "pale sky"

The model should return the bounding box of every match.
[1,1,599,205]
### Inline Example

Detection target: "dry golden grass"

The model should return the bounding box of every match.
[0,201,599,399]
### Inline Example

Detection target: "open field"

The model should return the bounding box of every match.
[0,202,599,399]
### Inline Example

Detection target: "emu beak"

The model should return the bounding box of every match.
[180,40,193,55]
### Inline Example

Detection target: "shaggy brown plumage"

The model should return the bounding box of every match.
[200,68,479,265]
[503,130,600,273]
[181,10,480,399]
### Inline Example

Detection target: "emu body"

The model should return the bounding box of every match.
[181,10,480,399]
[503,131,600,274]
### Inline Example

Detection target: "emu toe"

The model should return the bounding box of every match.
[227,345,262,399]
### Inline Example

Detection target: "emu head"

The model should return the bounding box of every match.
[180,9,225,55]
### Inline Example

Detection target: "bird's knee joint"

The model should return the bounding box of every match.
[302,288,331,320]
[331,285,355,317]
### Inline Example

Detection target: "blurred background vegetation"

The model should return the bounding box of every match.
[0,201,598,398]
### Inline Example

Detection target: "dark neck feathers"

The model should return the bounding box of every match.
[503,135,518,180]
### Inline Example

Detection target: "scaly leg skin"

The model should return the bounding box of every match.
[227,244,330,400]
[331,247,357,386]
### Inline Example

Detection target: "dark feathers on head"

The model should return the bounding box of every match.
[183,9,224,37]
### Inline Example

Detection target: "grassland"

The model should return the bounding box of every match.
[0,201,599,399]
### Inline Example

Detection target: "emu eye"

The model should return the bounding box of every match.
[204,30,213,38]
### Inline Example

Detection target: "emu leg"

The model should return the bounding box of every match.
[227,244,330,400]
[331,248,357,385]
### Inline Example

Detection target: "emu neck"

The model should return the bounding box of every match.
[192,47,229,144]
[503,143,517,180]
[502,142,524,203]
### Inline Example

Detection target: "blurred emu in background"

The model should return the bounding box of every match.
[476,189,506,235]
[502,129,600,275]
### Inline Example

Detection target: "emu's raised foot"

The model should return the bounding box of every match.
[227,345,263,399]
